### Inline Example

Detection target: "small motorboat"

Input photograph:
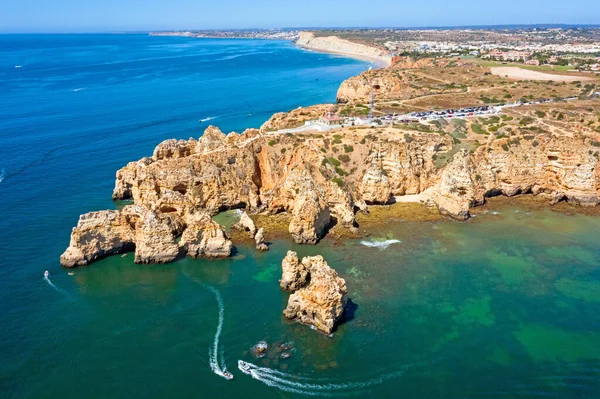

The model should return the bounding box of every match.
[222,371,234,380]
[238,360,252,373]
[44,270,49,278]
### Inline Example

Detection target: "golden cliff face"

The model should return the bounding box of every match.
[110,122,600,234]
[63,103,600,267]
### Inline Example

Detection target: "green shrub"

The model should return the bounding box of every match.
[535,110,546,118]
[335,167,348,176]
[472,124,486,134]
[501,143,509,151]
[338,154,351,163]
[280,148,286,154]
[519,117,535,126]
[532,140,539,147]
[343,144,354,153]
[332,177,344,187]
[327,157,341,167]
[268,139,279,146]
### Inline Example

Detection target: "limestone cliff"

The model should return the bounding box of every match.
[280,251,348,334]
[337,69,409,103]
[60,205,232,268]
[65,111,600,267]
[108,125,600,243]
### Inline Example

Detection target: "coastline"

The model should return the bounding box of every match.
[295,42,390,68]
[294,31,392,67]
[149,30,392,67]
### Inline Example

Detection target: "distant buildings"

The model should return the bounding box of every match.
[483,50,532,62]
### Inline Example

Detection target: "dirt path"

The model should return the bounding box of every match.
[490,67,593,82]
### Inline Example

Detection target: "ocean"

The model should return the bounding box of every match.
[1,34,600,398]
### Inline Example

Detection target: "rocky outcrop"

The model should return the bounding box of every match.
[283,168,331,244]
[279,250,309,291]
[280,251,348,334]
[296,32,391,66]
[337,69,408,103]
[254,228,268,251]
[60,205,232,267]
[60,210,135,268]
[66,109,600,267]
[232,211,257,237]
[180,212,233,258]
[360,162,392,204]
[260,105,332,132]
[123,205,180,264]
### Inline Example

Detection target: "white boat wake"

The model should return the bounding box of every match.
[72,88,86,92]
[0,169,5,184]
[43,271,72,300]
[207,286,233,380]
[199,116,219,123]
[238,360,412,396]
[360,239,400,250]
[15,65,23,69]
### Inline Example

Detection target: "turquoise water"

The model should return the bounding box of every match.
[2,35,600,398]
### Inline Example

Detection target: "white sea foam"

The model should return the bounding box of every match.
[72,88,86,92]
[15,65,23,69]
[0,169,5,184]
[43,274,72,300]
[360,239,400,250]
[207,286,232,380]
[199,116,219,123]
[238,360,412,396]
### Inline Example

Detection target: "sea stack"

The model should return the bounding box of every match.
[280,251,348,334]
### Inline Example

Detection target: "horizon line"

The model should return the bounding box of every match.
[2,23,600,35]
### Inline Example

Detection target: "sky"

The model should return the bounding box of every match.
[1,0,599,33]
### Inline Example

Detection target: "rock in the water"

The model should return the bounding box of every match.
[254,227,269,251]
[123,205,180,264]
[232,211,257,237]
[60,210,135,268]
[61,205,231,267]
[281,252,348,334]
[180,212,233,258]
[279,251,309,291]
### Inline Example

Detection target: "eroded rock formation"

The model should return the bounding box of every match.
[280,251,348,334]
[65,107,600,267]
[60,205,232,268]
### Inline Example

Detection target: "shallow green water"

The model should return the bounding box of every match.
[10,206,600,398]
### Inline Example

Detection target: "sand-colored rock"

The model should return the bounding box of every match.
[283,168,331,244]
[360,162,391,204]
[60,210,135,268]
[337,69,407,103]
[254,228,268,251]
[60,204,232,267]
[232,211,257,237]
[281,252,348,334]
[279,250,308,291]
[180,212,233,258]
[62,105,600,268]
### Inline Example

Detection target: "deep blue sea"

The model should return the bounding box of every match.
[1,34,600,399]
[0,33,370,282]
